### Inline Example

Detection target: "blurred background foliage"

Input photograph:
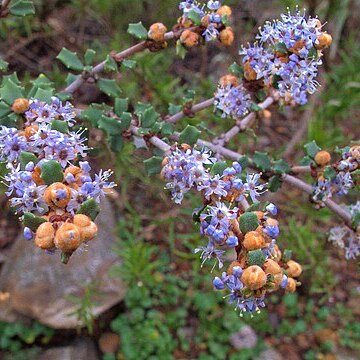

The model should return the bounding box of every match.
[0,0,359,359]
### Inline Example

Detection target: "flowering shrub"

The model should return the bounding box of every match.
[0,0,358,315]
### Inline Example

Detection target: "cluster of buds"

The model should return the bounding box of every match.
[329,201,360,259]
[213,9,332,119]
[161,144,302,314]
[0,97,115,263]
[312,146,359,203]
[178,1,234,47]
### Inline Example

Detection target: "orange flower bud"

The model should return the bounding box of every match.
[314,150,331,166]
[244,60,257,81]
[148,23,167,42]
[201,15,210,27]
[265,218,279,227]
[11,98,29,114]
[216,5,232,17]
[24,125,39,141]
[289,39,306,56]
[286,260,302,278]
[272,244,282,262]
[218,74,239,88]
[243,231,265,251]
[32,166,45,186]
[44,183,71,209]
[35,222,55,250]
[73,214,98,242]
[263,259,281,275]
[241,265,267,290]
[54,222,82,252]
[64,166,82,178]
[315,33,332,50]
[285,278,297,293]
[273,272,283,288]
[254,211,265,220]
[180,30,199,47]
[219,27,235,47]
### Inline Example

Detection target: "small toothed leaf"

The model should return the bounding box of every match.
[50,120,69,134]
[239,212,259,234]
[187,9,202,25]
[141,106,160,128]
[0,58,9,72]
[304,140,321,158]
[114,98,128,116]
[144,156,163,176]
[84,49,96,66]
[19,151,38,169]
[282,249,293,262]
[76,199,100,221]
[179,125,201,145]
[127,22,148,40]
[211,161,228,176]
[268,175,282,192]
[248,249,266,266]
[40,160,64,185]
[23,212,47,232]
[97,78,121,97]
[253,151,272,172]
[273,159,291,174]
[56,48,84,72]
[9,0,35,16]
[323,166,337,181]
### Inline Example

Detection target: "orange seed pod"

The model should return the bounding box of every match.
[286,260,302,278]
[219,27,235,47]
[180,30,199,47]
[35,222,56,250]
[54,222,82,252]
[12,98,30,114]
[44,183,71,209]
[314,150,331,166]
[148,23,167,42]
[241,265,267,290]
[243,231,265,251]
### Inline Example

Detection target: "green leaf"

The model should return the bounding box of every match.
[121,59,137,69]
[273,159,291,174]
[0,78,24,105]
[253,151,272,171]
[141,107,160,128]
[272,74,282,90]
[239,212,259,234]
[275,42,288,54]
[104,55,118,72]
[0,58,9,72]
[114,98,128,116]
[40,160,64,185]
[228,62,243,76]
[23,213,47,232]
[19,151,38,169]
[299,155,314,166]
[80,105,104,127]
[176,40,187,59]
[56,48,84,71]
[249,102,263,112]
[187,9,202,25]
[238,156,249,169]
[84,49,96,65]
[127,22,148,40]
[0,101,11,117]
[179,125,201,145]
[33,87,53,103]
[352,212,360,229]
[97,78,121,97]
[211,161,228,176]
[98,115,123,136]
[76,199,100,221]
[9,0,35,16]
[109,136,124,153]
[248,249,266,266]
[120,112,132,130]
[268,175,282,192]
[168,103,182,115]
[160,123,174,136]
[304,140,321,158]
[144,156,163,175]
[323,166,337,181]
[246,202,261,212]
[308,47,317,59]
[50,120,69,134]
[282,249,292,262]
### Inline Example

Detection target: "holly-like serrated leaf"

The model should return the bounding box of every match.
[84,49,96,66]
[104,55,118,72]
[352,212,360,229]
[211,161,228,176]
[114,98,128,116]
[40,160,64,185]
[239,212,259,234]
[144,156,163,176]
[98,115,123,136]
[323,166,337,181]
[80,105,104,127]
[238,156,249,169]
[282,249,292,262]
[9,0,35,16]
[187,9,202,25]
[179,125,201,145]
[299,155,314,166]
[23,212,47,232]
[253,151,272,172]
[76,199,100,221]
[268,175,282,192]
[273,159,291,174]
[248,249,266,266]
[50,120,69,134]
[275,42,288,54]
[109,136,124,153]
[160,123,174,136]
[168,103,182,115]
[249,102,263,112]
[56,48,84,71]
[121,59,137,69]
[0,78,24,105]
[0,101,11,117]
[246,202,261,212]
[0,58,9,72]
[97,78,121,97]
[304,140,321,158]
[176,40,187,59]
[127,22,148,40]
[141,106,160,128]
[33,87,54,103]
[228,62,243,76]
[19,151,38,169]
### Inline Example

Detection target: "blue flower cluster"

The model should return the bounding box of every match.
[313,146,359,202]
[162,145,300,314]
[239,9,331,105]
[179,1,231,42]
[328,201,360,259]
[214,84,252,120]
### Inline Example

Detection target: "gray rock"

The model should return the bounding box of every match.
[0,199,126,329]
[230,325,257,350]
[39,337,100,360]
